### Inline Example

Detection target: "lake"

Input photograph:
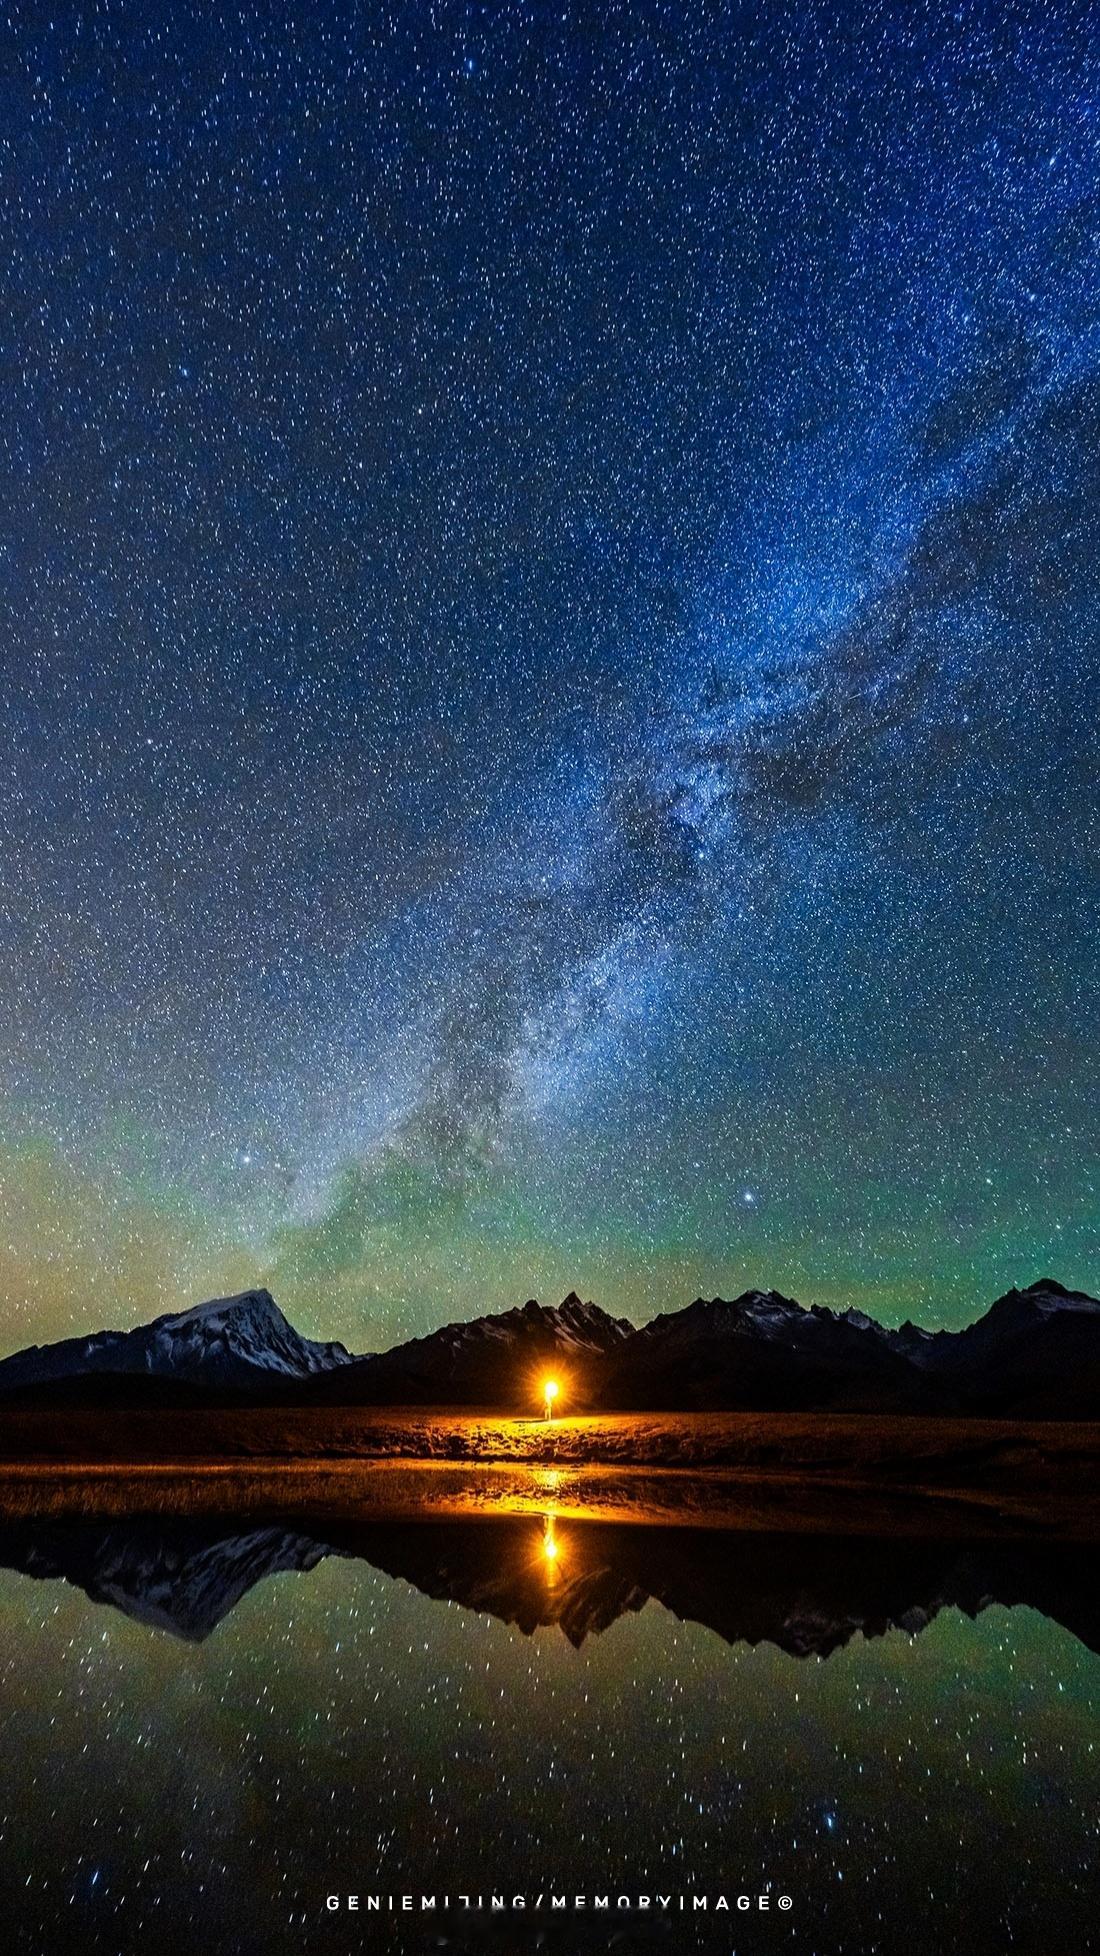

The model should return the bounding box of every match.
[0,1493,1097,1954]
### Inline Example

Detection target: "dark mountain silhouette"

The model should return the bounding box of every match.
[594,1279,1100,1416]
[359,1519,1100,1658]
[594,1288,937,1412]
[298,1292,633,1407]
[1,1512,1096,1657]
[907,1279,1100,1417]
[0,1277,1096,1416]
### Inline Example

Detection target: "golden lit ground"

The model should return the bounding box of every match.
[0,1403,1098,1472]
[0,1408,1097,1536]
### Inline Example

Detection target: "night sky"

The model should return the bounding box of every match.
[0,0,1097,1355]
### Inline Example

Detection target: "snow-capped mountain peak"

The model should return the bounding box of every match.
[1017,1278,1100,1316]
[168,1287,286,1327]
[0,1288,355,1397]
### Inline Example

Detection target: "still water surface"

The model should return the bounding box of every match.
[0,1510,1096,1955]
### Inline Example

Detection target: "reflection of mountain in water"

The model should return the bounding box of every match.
[1,1515,1097,1657]
[0,1519,330,1640]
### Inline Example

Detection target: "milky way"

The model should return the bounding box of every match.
[0,0,1097,1351]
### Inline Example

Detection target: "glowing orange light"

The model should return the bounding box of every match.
[542,1513,559,1570]
[542,1377,560,1421]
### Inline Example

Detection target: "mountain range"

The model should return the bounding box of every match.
[0,1277,1097,1417]
[594,1279,1100,1417]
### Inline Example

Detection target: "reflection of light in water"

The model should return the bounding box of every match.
[541,1513,559,1578]
[534,1467,563,1496]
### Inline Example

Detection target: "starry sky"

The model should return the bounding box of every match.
[0,0,1097,1356]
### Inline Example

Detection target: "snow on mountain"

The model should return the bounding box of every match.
[0,1288,354,1397]
[971,1277,1100,1330]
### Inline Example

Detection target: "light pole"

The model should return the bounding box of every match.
[542,1378,559,1422]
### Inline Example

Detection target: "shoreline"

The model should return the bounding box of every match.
[0,1452,1098,1539]
[2,1410,1097,1536]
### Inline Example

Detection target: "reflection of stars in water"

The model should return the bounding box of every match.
[1,1556,1098,1950]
